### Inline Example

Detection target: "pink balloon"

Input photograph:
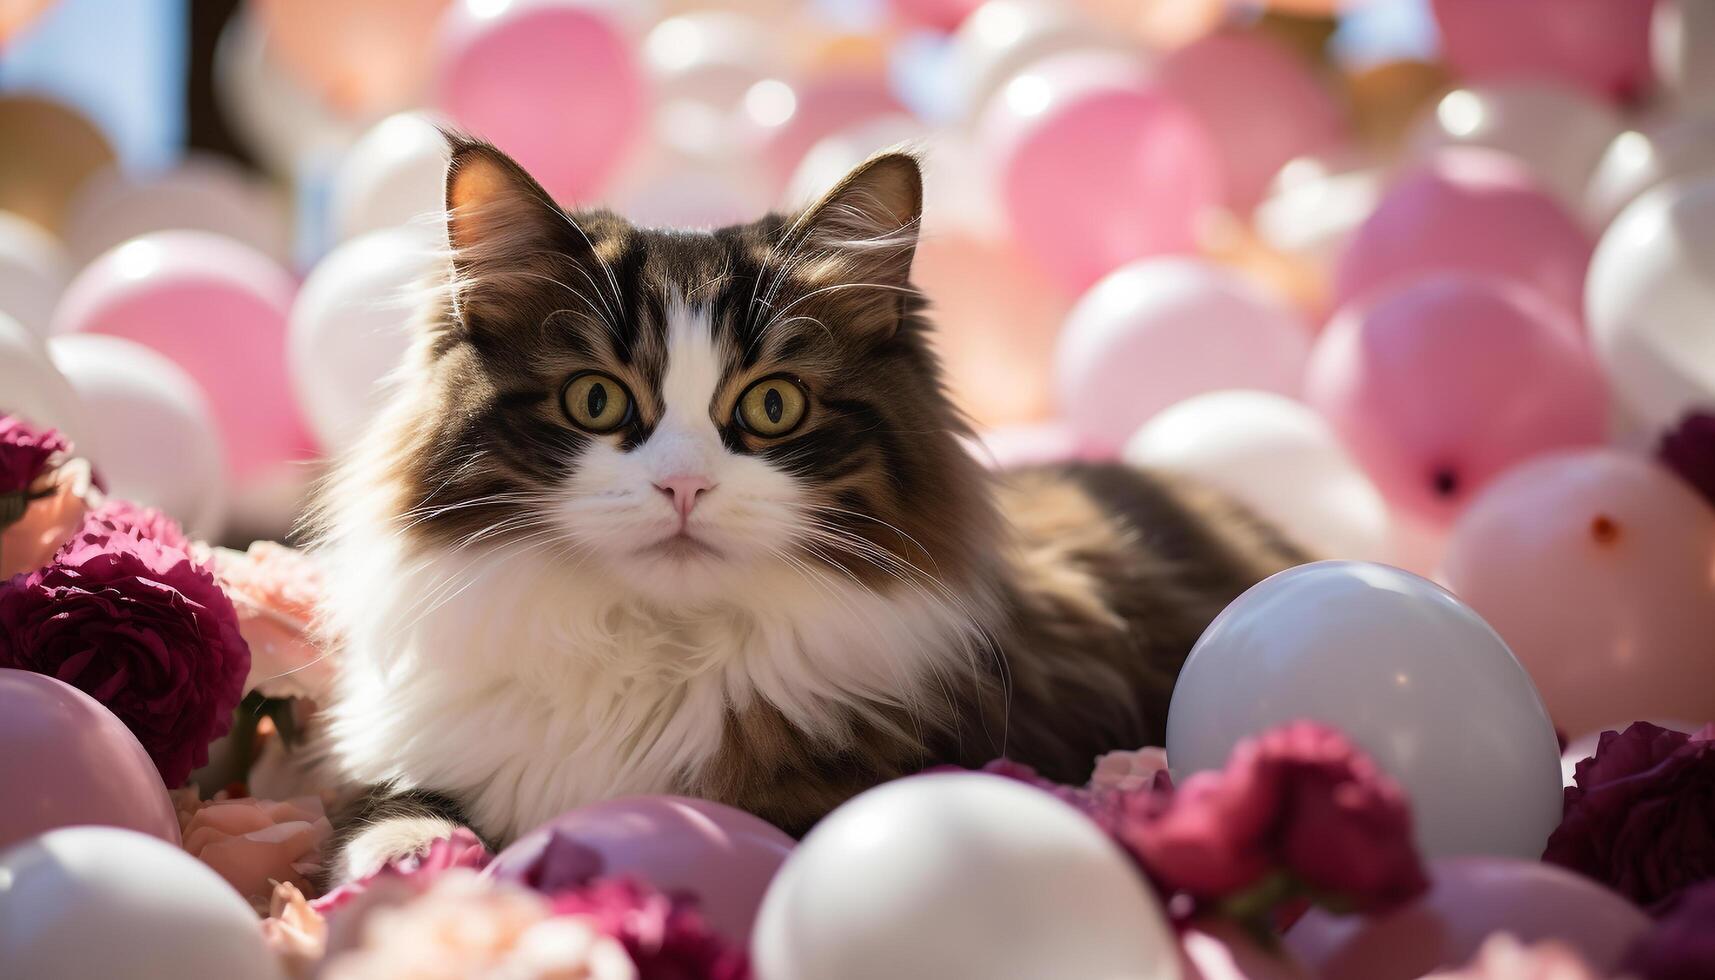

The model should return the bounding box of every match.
[888,0,981,32]
[435,0,644,205]
[1155,32,1347,211]
[1334,149,1593,321]
[1306,273,1607,525]
[1286,857,1651,980]
[50,231,310,484]
[983,52,1223,292]
[1055,257,1311,453]
[0,669,180,852]
[1441,450,1715,739]
[1432,0,1656,103]
[750,74,904,193]
[486,795,794,944]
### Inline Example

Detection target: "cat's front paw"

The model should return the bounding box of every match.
[335,814,466,883]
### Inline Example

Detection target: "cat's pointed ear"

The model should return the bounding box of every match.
[443,133,582,321]
[794,151,923,289]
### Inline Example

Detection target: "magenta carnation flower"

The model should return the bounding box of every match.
[0,414,69,495]
[549,877,751,980]
[58,498,191,554]
[313,828,494,915]
[1545,721,1715,911]
[0,528,250,786]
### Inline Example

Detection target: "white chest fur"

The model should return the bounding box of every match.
[321,529,989,842]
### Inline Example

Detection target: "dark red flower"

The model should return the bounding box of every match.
[0,414,69,495]
[1120,722,1427,912]
[1623,879,1715,980]
[1544,722,1715,911]
[549,877,751,980]
[0,528,250,786]
[1658,410,1715,509]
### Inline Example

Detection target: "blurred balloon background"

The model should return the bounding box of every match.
[0,0,1712,748]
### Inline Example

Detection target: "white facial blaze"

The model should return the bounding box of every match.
[644,297,725,483]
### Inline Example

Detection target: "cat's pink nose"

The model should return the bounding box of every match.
[654,474,714,519]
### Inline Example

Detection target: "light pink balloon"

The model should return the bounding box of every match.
[50,231,309,484]
[1156,32,1347,212]
[1441,450,1715,739]
[0,669,180,852]
[887,0,982,32]
[983,52,1223,292]
[486,795,795,945]
[1306,273,1607,525]
[1055,257,1311,453]
[1334,148,1593,321]
[1432,0,1656,103]
[435,0,644,205]
[1286,857,1651,980]
[750,73,904,194]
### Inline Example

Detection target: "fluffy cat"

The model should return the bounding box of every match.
[310,135,1305,879]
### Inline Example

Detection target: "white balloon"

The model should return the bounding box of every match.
[643,12,784,112]
[1054,258,1312,453]
[0,312,93,457]
[214,11,361,181]
[1124,390,1391,561]
[1255,155,1384,271]
[1411,83,1622,216]
[0,826,283,980]
[946,0,1134,126]
[47,334,227,540]
[0,211,69,338]
[751,773,1181,980]
[1586,176,1715,432]
[61,155,292,267]
[1655,0,1715,112]
[289,227,439,453]
[1166,561,1564,860]
[1585,115,1715,230]
[331,111,451,242]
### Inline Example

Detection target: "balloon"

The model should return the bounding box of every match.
[1055,258,1310,452]
[434,0,645,206]
[1586,116,1715,230]
[1306,273,1607,525]
[0,826,281,980]
[46,334,227,540]
[968,421,1088,470]
[213,11,363,181]
[1182,920,1313,980]
[0,670,178,851]
[1342,60,1452,152]
[1410,82,1623,215]
[1440,450,1715,739]
[1076,0,1226,50]
[0,209,69,338]
[745,73,905,192]
[1124,390,1390,561]
[644,12,785,113]
[946,0,1128,125]
[1155,31,1347,211]
[608,141,774,230]
[984,54,1223,292]
[1431,0,1655,103]
[0,95,115,233]
[0,0,56,41]
[61,155,292,267]
[783,114,927,210]
[487,795,794,944]
[1655,0,1715,111]
[913,233,1069,427]
[889,0,982,32]
[1334,148,1593,318]
[1254,155,1384,272]
[1166,561,1565,860]
[254,0,448,115]
[330,112,451,242]
[751,773,1182,980]
[1587,177,1715,432]
[0,312,92,455]
[1287,857,1652,980]
[51,231,310,486]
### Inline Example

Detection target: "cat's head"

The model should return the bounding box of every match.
[354,135,995,605]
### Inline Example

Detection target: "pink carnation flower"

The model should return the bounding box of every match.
[314,828,494,915]
[206,542,333,700]
[173,789,333,911]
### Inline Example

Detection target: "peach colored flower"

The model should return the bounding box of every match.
[262,881,328,980]
[0,462,90,578]
[173,789,333,910]
[1091,746,1170,793]
[321,871,637,980]
[1424,934,1604,980]
[206,542,334,701]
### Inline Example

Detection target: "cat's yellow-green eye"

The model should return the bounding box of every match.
[561,372,633,433]
[735,377,809,437]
